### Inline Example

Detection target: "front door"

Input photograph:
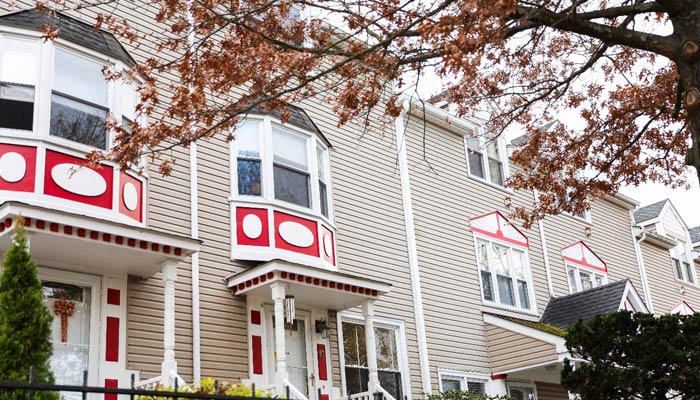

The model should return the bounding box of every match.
[267,309,314,399]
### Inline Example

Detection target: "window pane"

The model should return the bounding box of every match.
[0,83,33,130]
[468,151,484,178]
[594,274,604,287]
[512,250,525,280]
[54,48,107,106]
[567,268,579,293]
[480,271,494,302]
[317,145,327,181]
[492,244,510,276]
[476,240,490,271]
[441,379,461,392]
[497,275,515,306]
[342,322,366,367]
[375,327,397,370]
[319,181,328,217]
[121,81,138,120]
[1,37,37,85]
[378,371,402,400]
[517,280,530,309]
[466,136,479,150]
[50,93,108,149]
[237,122,260,158]
[467,381,486,395]
[344,367,369,396]
[488,158,503,185]
[579,271,593,291]
[273,127,308,170]
[274,164,310,207]
[673,258,683,280]
[237,159,261,196]
[684,262,694,283]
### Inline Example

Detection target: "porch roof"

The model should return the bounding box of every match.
[225,259,391,311]
[0,202,200,277]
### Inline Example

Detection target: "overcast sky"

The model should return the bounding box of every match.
[622,180,700,228]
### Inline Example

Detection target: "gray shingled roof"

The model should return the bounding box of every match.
[251,103,332,148]
[690,226,700,244]
[540,280,630,329]
[510,121,557,146]
[0,9,135,66]
[633,199,667,224]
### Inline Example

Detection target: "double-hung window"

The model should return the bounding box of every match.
[671,242,694,284]
[272,127,310,207]
[438,371,487,394]
[476,237,533,311]
[51,48,109,149]
[0,36,39,131]
[567,264,606,293]
[317,143,329,217]
[341,320,405,400]
[237,121,263,196]
[465,131,506,186]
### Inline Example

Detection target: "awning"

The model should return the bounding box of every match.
[0,202,200,277]
[225,259,391,310]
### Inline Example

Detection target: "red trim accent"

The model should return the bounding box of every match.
[139,241,147,249]
[253,277,259,285]
[107,289,121,306]
[118,172,143,222]
[104,379,118,400]
[36,220,45,229]
[127,238,136,247]
[43,150,114,209]
[64,226,73,235]
[77,228,86,237]
[680,300,696,312]
[174,248,182,256]
[103,233,111,242]
[561,241,608,272]
[273,211,319,257]
[90,231,99,240]
[151,243,159,252]
[469,211,529,247]
[115,236,124,245]
[24,218,31,227]
[261,275,267,283]
[267,272,274,279]
[470,226,528,247]
[50,223,59,232]
[317,344,328,381]
[163,245,171,254]
[236,207,270,246]
[252,335,263,374]
[251,310,261,325]
[4,218,12,227]
[0,144,37,192]
[562,256,608,273]
[321,395,329,400]
[491,374,507,380]
[105,317,119,362]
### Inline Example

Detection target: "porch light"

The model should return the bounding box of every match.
[315,318,331,339]
[285,295,295,324]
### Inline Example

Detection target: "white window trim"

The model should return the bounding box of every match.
[0,28,145,154]
[463,125,510,189]
[230,115,335,225]
[507,381,539,400]
[437,369,489,394]
[472,233,538,315]
[669,240,697,286]
[336,311,412,400]
[565,262,608,294]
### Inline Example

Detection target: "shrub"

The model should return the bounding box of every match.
[427,390,512,400]
[136,378,274,399]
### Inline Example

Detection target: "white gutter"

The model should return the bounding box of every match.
[395,98,432,394]
[631,220,654,314]
[186,1,202,383]
[533,190,555,297]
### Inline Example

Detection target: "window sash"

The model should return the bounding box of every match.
[477,238,532,310]
[567,264,607,293]
[466,134,505,185]
[0,82,34,131]
[439,375,486,395]
[49,91,109,150]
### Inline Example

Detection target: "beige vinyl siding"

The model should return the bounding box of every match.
[535,381,568,400]
[484,325,557,372]
[640,241,700,314]
[542,200,643,298]
[402,115,551,391]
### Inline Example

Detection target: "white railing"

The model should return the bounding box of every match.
[377,386,397,400]
[284,379,310,400]
[133,371,188,390]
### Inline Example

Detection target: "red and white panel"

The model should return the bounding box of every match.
[44,150,114,210]
[100,277,127,392]
[671,301,695,315]
[561,241,607,272]
[118,173,143,222]
[247,305,267,387]
[0,143,37,192]
[320,225,335,266]
[470,211,529,247]
[237,207,270,247]
[274,211,319,257]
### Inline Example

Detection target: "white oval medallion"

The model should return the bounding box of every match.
[278,221,314,248]
[323,234,333,257]
[0,152,26,183]
[242,214,263,239]
[51,163,107,197]
[123,182,139,211]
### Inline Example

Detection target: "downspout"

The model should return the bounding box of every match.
[186,1,202,383]
[630,216,654,314]
[395,99,432,395]
[533,189,555,297]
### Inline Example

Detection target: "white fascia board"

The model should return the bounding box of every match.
[619,280,649,313]
[483,314,568,354]
[603,194,639,210]
[402,94,481,136]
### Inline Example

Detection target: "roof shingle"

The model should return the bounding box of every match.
[632,199,668,224]
[690,226,700,244]
[540,280,630,329]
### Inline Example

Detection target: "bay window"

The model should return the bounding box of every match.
[465,131,507,186]
[567,264,607,294]
[475,237,533,311]
[233,117,333,220]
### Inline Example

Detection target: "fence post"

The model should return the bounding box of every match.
[82,370,88,400]
[130,373,135,400]
[28,366,35,400]
[318,388,322,400]
[286,385,290,400]
[252,383,256,398]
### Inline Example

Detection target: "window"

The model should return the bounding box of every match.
[567,264,607,293]
[237,121,262,196]
[465,131,506,186]
[671,242,694,284]
[341,320,404,400]
[0,36,38,131]
[508,383,537,400]
[232,117,332,219]
[438,371,487,395]
[475,237,533,311]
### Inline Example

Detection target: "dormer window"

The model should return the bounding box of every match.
[465,132,507,187]
[233,113,333,221]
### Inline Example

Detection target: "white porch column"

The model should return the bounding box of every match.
[271,283,288,395]
[362,301,380,393]
[489,374,508,397]
[161,260,179,387]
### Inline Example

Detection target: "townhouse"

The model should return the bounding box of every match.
[0,5,699,400]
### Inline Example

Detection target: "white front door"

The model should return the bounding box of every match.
[40,268,101,396]
[267,309,314,399]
